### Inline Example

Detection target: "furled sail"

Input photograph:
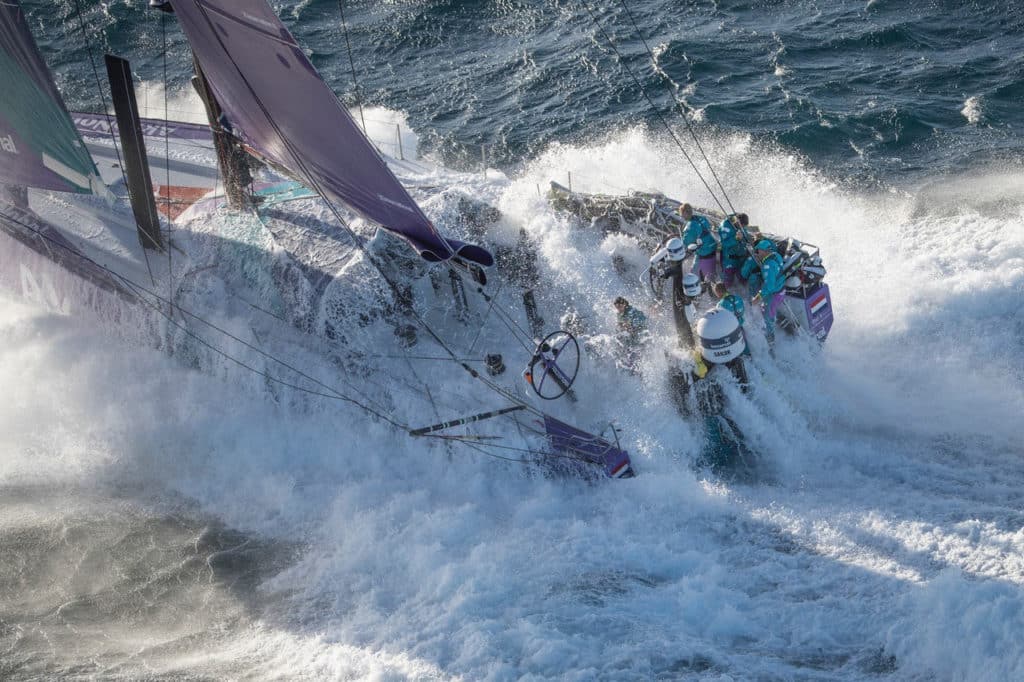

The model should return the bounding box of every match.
[165,0,492,266]
[0,0,105,195]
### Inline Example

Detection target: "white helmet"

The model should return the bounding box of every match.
[784,275,802,290]
[666,237,686,261]
[696,308,746,364]
[682,272,701,297]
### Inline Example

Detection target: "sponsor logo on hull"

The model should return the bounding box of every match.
[0,134,18,154]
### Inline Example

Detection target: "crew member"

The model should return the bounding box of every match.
[751,239,787,342]
[718,213,750,286]
[613,296,649,370]
[680,203,718,282]
[739,231,770,299]
[713,282,745,327]
[655,237,700,348]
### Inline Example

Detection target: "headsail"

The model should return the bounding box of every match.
[0,0,104,195]
[165,0,492,266]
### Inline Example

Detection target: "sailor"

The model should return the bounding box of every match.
[679,203,718,282]
[653,237,700,347]
[667,349,715,416]
[750,239,787,343]
[739,232,770,299]
[613,296,649,371]
[667,347,752,471]
[713,281,753,365]
[614,296,648,342]
[712,282,744,327]
[718,213,751,286]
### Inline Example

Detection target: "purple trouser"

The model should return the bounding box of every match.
[693,255,718,281]
[763,290,786,340]
[722,265,738,286]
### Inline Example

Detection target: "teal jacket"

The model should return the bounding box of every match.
[683,215,717,258]
[617,305,648,346]
[740,255,759,280]
[717,293,745,326]
[740,239,776,280]
[758,252,787,300]
[718,218,749,268]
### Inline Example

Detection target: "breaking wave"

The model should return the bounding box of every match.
[3,115,1023,679]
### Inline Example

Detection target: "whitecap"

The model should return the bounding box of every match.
[961,96,983,125]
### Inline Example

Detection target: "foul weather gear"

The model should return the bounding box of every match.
[717,293,745,327]
[616,303,649,348]
[757,251,787,341]
[718,217,750,285]
[683,215,717,258]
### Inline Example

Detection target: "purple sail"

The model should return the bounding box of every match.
[167,0,492,266]
[0,1,103,194]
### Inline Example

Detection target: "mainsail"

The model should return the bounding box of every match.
[0,0,104,195]
[165,0,492,266]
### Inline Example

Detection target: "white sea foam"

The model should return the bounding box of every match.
[962,95,984,124]
[2,122,1023,679]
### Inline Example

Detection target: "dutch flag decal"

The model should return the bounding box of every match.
[809,290,829,315]
[609,459,632,478]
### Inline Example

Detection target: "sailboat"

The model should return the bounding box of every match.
[0,0,634,480]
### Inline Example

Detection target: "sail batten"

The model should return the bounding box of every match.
[166,0,492,266]
[0,0,104,195]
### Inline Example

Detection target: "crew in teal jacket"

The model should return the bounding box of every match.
[740,237,767,298]
[613,296,649,371]
[713,282,751,357]
[679,203,718,281]
[718,213,750,286]
[712,282,745,326]
[752,239,787,342]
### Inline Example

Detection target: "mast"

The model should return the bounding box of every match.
[104,54,164,250]
[190,57,253,210]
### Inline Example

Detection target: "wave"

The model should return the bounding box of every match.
[6,116,1024,677]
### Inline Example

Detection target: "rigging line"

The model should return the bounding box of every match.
[0,215,560,474]
[577,0,731,217]
[190,3,544,419]
[337,0,368,135]
[161,10,174,316]
[422,433,616,467]
[68,0,126,190]
[0,207,407,430]
[616,0,736,214]
[466,276,504,355]
[491,305,536,354]
[1,219,397,426]
[171,245,460,406]
[122,276,408,429]
[68,0,159,288]
[182,268,393,411]
[435,436,535,465]
[185,212,457,411]
[462,266,505,352]
[462,275,535,355]
[361,353,486,362]
[510,410,534,454]
[493,300,539,344]
[136,285,404,426]
[402,355,452,456]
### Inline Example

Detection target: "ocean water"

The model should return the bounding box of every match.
[3,0,1024,680]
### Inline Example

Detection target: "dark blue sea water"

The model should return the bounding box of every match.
[30,0,1024,186]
